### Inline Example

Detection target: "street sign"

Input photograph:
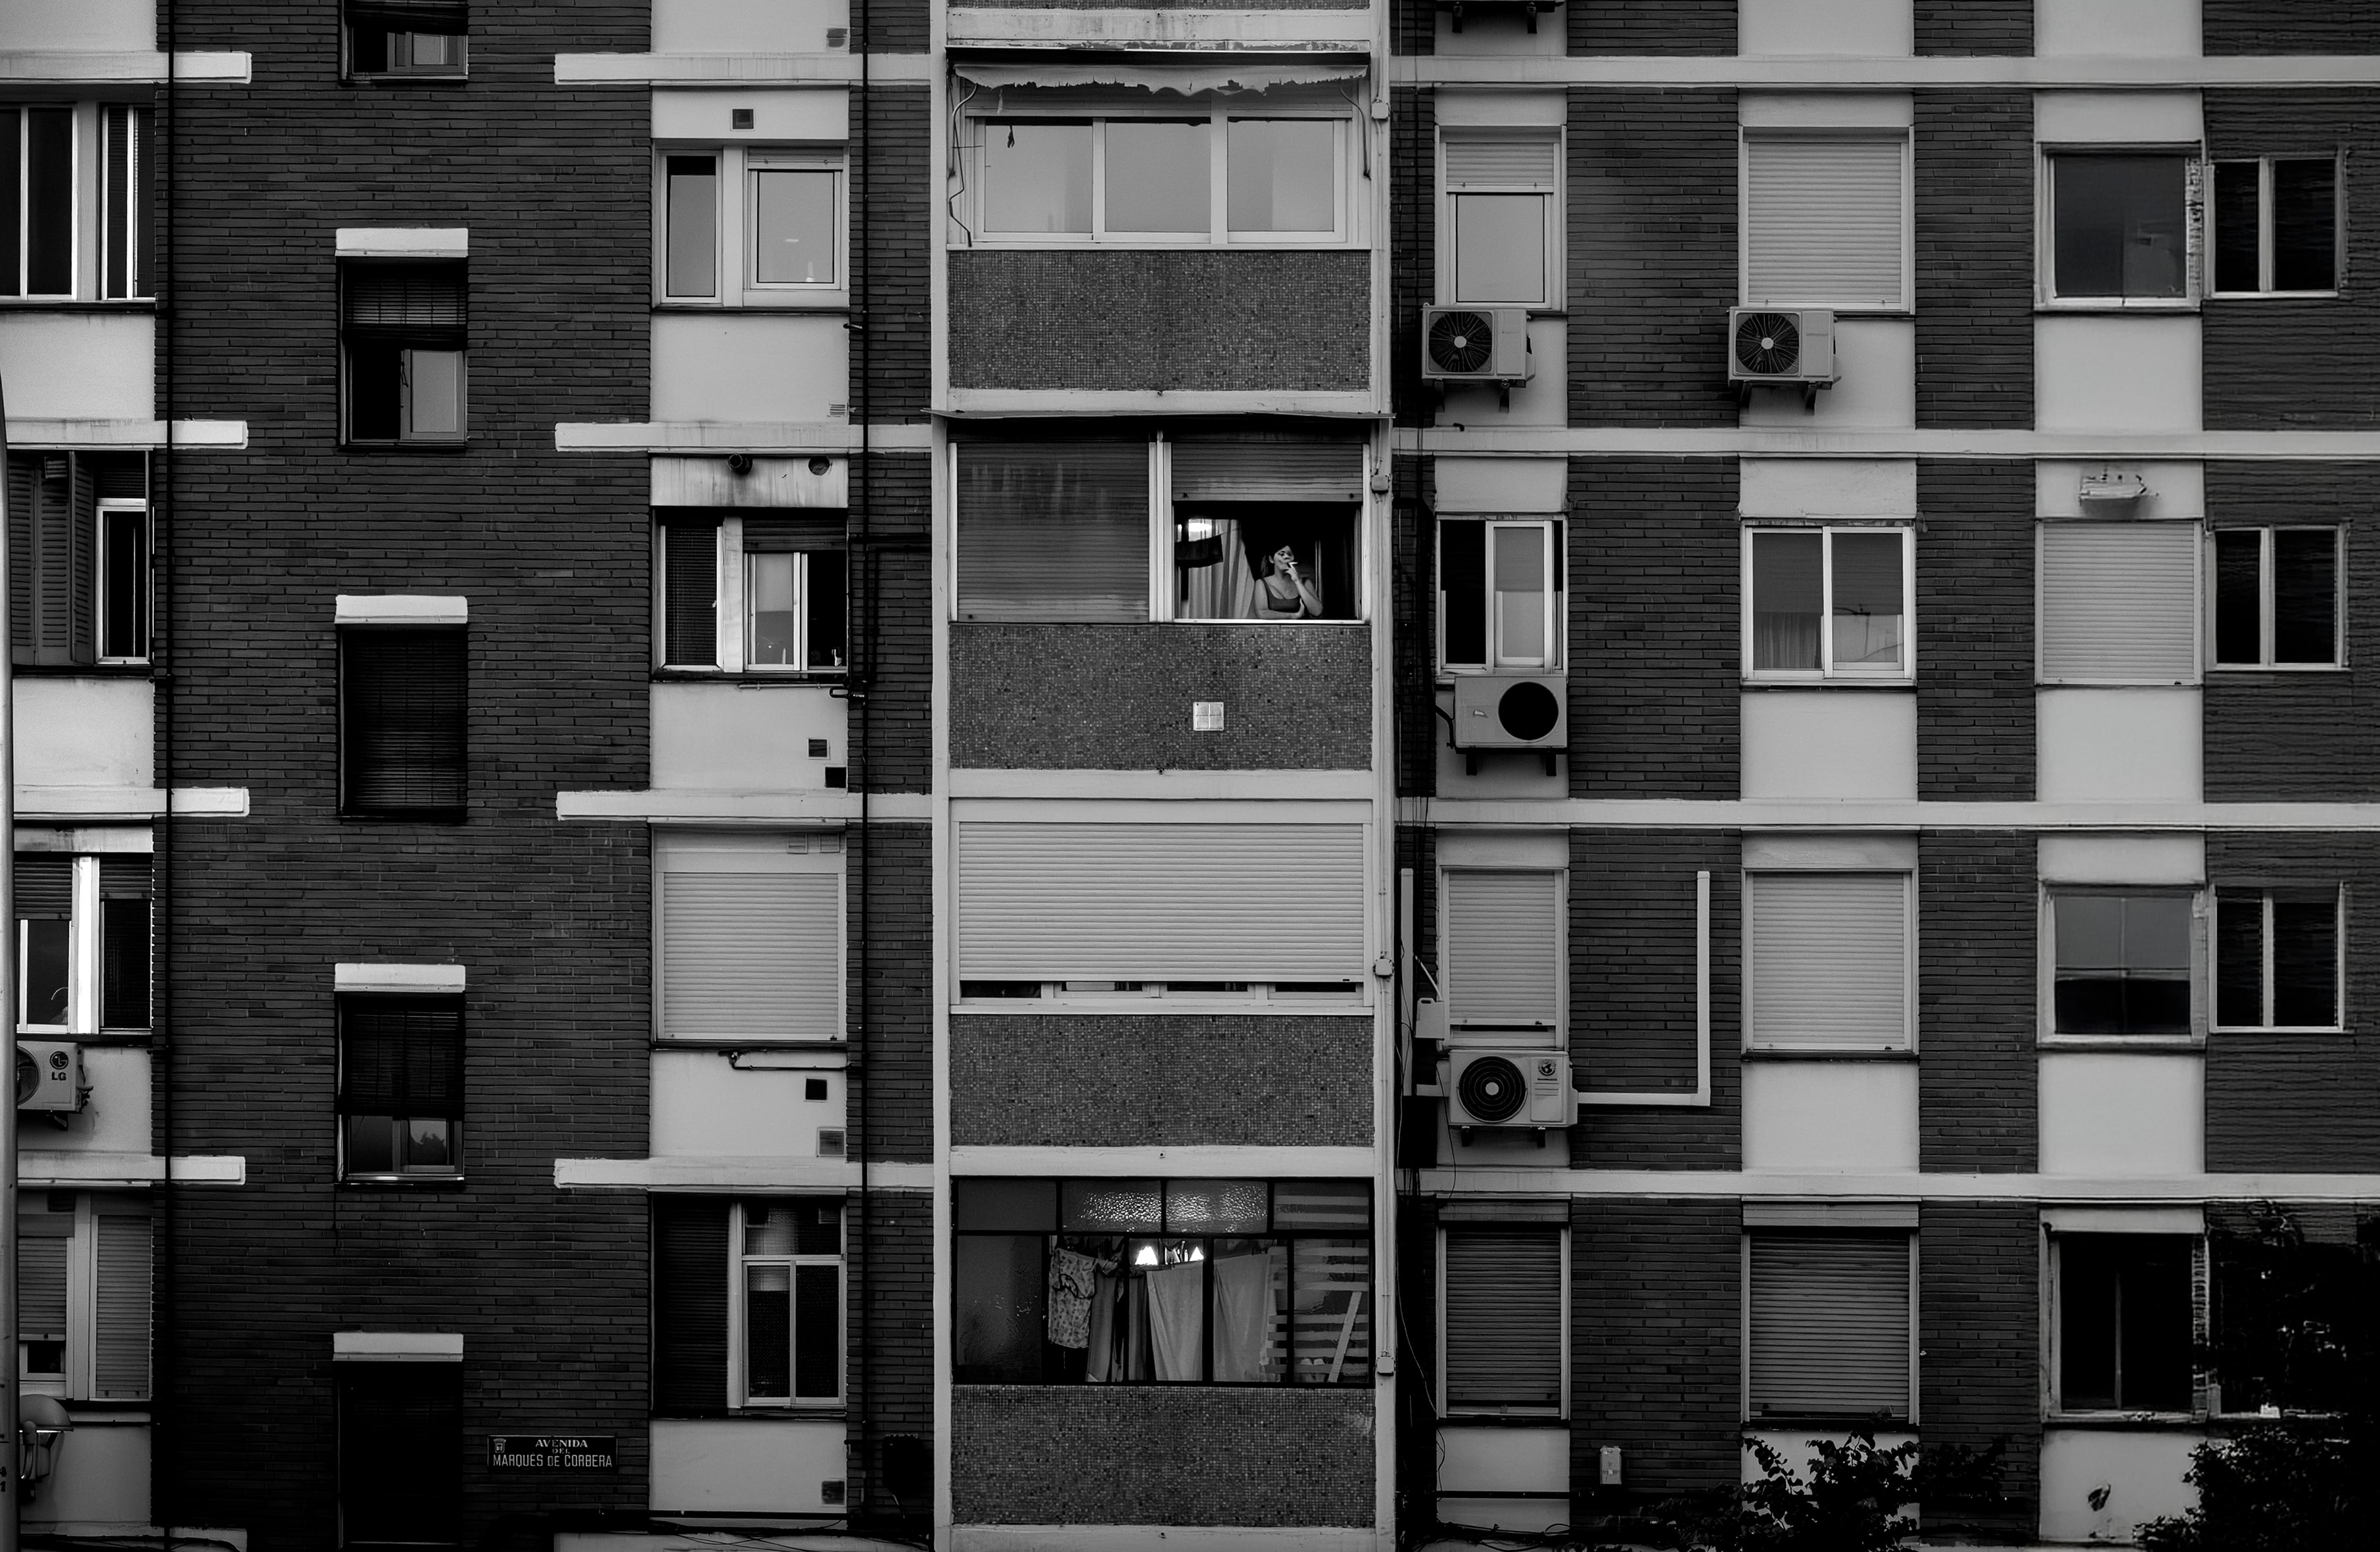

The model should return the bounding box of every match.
[487,1435,618,1471]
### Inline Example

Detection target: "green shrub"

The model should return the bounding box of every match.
[2134,1427,2367,1552]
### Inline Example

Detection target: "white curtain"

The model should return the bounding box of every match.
[1145,1260,1207,1381]
[1210,1253,1276,1381]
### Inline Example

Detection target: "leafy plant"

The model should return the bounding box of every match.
[2135,1428,2368,1552]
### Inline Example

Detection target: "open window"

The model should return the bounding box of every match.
[2045,150,2197,304]
[2214,887,2339,1032]
[12,851,151,1036]
[2212,156,2338,296]
[2053,1233,2197,1414]
[661,148,845,304]
[657,514,847,673]
[732,1198,843,1408]
[1745,526,1911,681]
[346,1,468,80]
[8,453,150,666]
[1440,519,1561,671]
[342,262,467,445]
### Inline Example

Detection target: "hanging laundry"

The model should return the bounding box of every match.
[1046,1246,1100,1349]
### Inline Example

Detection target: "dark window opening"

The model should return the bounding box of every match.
[2214,157,2339,294]
[2212,527,2337,668]
[99,854,152,1030]
[346,1,469,78]
[102,106,154,300]
[2053,892,2193,1036]
[342,263,467,444]
[338,1361,463,1550]
[2059,1234,2195,1413]
[341,627,467,817]
[2052,154,2190,301]
[1,107,76,298]
[2215,888,2337,1030]
[6,453,152,667]
[338,995,464,1179]
[1175,504,1361,621]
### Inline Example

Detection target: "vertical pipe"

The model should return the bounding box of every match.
[2,363,21,1552]
[852,0,875,1521]
[154,10,179,1547]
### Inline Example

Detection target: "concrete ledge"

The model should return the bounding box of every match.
[18,1153,246,1187]
[946,389,1379,417]
[554,51,935,84]
[335,227,467,258]
[1408,797,2380,831]
[555,1156,933,1191]
[951,769,1376,800]
[14,787,248,821]
[1394,426,2380,460]
[0,51,250,84]
[6,419,246,449]
[335,963,467,994]
[335,1331,462,1361]
[556,421,933,453]
[1420,1170,2380,1200]
[951,1145,1378,1177]
[557,788,932,823]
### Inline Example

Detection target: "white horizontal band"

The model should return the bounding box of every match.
[337,595,468,625]
[336,963,466,995]
[334,1331,463,1362]
[336,227,468,259]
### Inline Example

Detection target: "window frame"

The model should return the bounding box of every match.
[343,6,471,83]
[655,144,851,307]
[728,1198,845,1411]
[1436,517,1564,674]
[1436,863,1567,1045]
[96,493,150,665]
[2038,144,2205,310]
[2,102,81,302]
[1742,1228,1919,1425]
[2046,1231,2206,1419]
[1738,127,1914,314]
[338,260,470,449]
[654,516,851,676]
[1740,522,1916,683]
[2209,154,2343,299]
[1435,126,1564,311]
[13,851,150,1037]
[2040,886,2205,1046]
[654,830,849,1046]
[14,1191,152,1402]
[2210,886,2345,1034]
[1435,1221,1569,1420]
[2206,524,2343,672]
[335,992,466,1185]
[1742,869,1919,1055]
[338,624,469,820]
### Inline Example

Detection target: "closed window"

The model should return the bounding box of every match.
[16,1193,152,1401]
[2211,527,2337,668]
[340,626,467,816]
[12,852,151,1034]
[2047,151,2195,303]
[8,453,151,666]
[1441,869,1563,1042]
[1746,872,1913,1051]
[3,103,151,302]
[338,1361,463,1551]
[2050,892,2193,1038]
[956,442,1150,622]
[338,995,463,1181]
[657,515,847,674]
[2212,157,2338,296]
[2214,888,2339,1031]
[2038,522,2201,684]
[1747,1231,1913,1421]
[342,262,467,444]
[1441,131,1560,308]
[1742,132,1910,311]
[660,148,845,302]
[1439,519,1561,671]
[2054,1233,2195,1413]
[346,1,468,79]
[954,1177,1372,1387]
[657,832,844,1043]
[1745,526,1911,680]
[1441,1226,1563,1416]
[733,1199,843,1407]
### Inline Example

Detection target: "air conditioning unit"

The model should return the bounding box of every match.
[16,1041,86,1112]
[1727,307,1837,404]
[1451,672,1566,773]
[1445,1048,1575,1135]
[1422,307,1532,384]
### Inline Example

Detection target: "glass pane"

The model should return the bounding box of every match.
[793,1264,840,1398]
[2116,1237,2195,1411]
[2059,1238,2120,1408]
[2212,161,2260,293]
[753,168,837,285]
[665,154,719,298]
[25,108,73,296]
[747,553,800,667]
[745,1202,797,1256]
[1493,525,1548,664]
[402,350,465,439]
[1228,119,1334,233]
[2053,154,2189,300]
[20,919,69,1026]
[954,1178,1058,1233]
[345,1115,397,1175]
[1062,1180,1163,1233]
[2124,896,2193,973]
[1290,1238,1370,1384]
[1106,120,1209,233]
[805,549,847,670]
[405,32,462,68]
[1830,531,1904,670]
[1440,520,1487,666]
[1272,1179,1370,1230]
[1452,194,1546,304]
[402,1117,452,1168]
[745,1265,791,1398]
[2055,894,2128,971]
[2272,158,2338,292]
[1165,1179,1269,1236]
[985,122,1092,235]
[2272,896,2337,1027]
[2272,529,2337,664]
[1751,530,1823,672]
[954,1235,1044,1382]
[1177,510,1357,621]
[0,111,18,299]
[2212,530,2263,664]
[2214,890,2264,1027]
[102,510,147,659]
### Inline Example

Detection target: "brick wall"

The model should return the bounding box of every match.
[1570,1198,1741,1499]
[1915,92,2035,428]
[948,1015,1373,1146]
[1570,829,1742,1169]
[856,451,933,793]
[948,250,1372,392]
[1389,93,1435,424]
[1393,1195,1439,1528]
[2204,0,2380,54]
[1393,457,1435,794]
[1572,0,1735,54]
[951,1387,1378,1525]
[860,87,931,421]
[854,823,933,1162]
[1393,0,1434,55]
[852,1194,935,1521]
[1568,91,1740,426]
[856,0,931,51]
[1917,460,2034,798]
[1915,0,2031,54]
[1917,1200,2041,1540]
[2204,93,2380,428]
[1918,834,2036,1171]
[949,624,1374,769]
[1570,459,1740,795]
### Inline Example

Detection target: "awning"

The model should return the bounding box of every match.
[954,60,1367,94]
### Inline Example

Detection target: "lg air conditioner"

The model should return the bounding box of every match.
[1422,308,1532,385]
[1451,672,1567,773]
[1444,1048,1575,1137]
[16,1041,87,1112]
[1727,307,1837,405]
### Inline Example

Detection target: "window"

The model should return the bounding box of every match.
[1441,869,1562,1043]
[973,103,1347,245]
[2038,522,2201,684]
[2053,1233,2195,1413]
[657,515,847,672]
[657,832,844,1043]
[1439,520,1561,671]
[2212,157,2337,296]
[1742,132,1910,311]
[16,1193,152,1401]
[13,852,151,1035]
[7,453,150,666]
[340,626,466,816]
[1747,1230,1913,1421]
[1,104,150,302]
[1746,872,1913,1051]
[1744,526,1911,680]
[2046,151,2195,303]
[2214,888,2339,1032]
[732,1199,843,1407]
[1440,131,1560,308]
[338,995,463,1181]
[100,107,152,300]
[1441,1225,1563,1416]
[661,148,845,303]
[954,1177,1372,1387]
[2211,527,2337,668]
[346,1,468,80]
[338,1361,463,1551]
[2049,892,2193,1038]
[342,262,467,444]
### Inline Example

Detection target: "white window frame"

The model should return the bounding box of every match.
[711,518,845,675]
[16,1192,150,1402]
[96,495,150,666]
[1740,522,1915,683]
[1741,1229,1919,1425]
[2206,525,2344,671]
[1742,869,1917,1054]
[2045,1231,2207,1419]
[2039,886,2206,1046]
[100,104,150,302]
[727,1198,845,1411]
[653,830,849,1045]
[1435,1222,1570,1420]
[2209,886,2345,1034]
[1437,518,1562,673]
[16,854,105,1036]
[655,145,850,307]
[3,101,89,302]
[2038,144,2206,309]
[2209,154,2343,298]
[1435,127,1563,310]
[1738,129,1913,314]
[967,106,1354,250]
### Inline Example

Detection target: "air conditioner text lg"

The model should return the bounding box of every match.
[16,1040,88,1114]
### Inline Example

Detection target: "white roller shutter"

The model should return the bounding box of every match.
[2040,522,2201,683]
[1445,870,1562,1035]
[1443,132,1559,190]
[1443,1228,1564,1415]
[1744,134,1908,309]
[1748,1232,1912,1418]
[661,859,842,1041]
[1171,440,1365,504]
[956,822,1366,982]
[93,1211,153,1400]
[1748,873,1911,1049]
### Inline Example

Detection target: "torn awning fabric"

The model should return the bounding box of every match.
[952,60,1368,94]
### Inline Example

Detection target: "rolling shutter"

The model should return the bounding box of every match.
[342,627,467,813]
[2040,522,2200,683]
[1744,134,1909,308]
[956,821,1366,982]
[92,1209,152,1399]
[654,1196,732,1415]
[1748,873,1910,1049]
[344,262,467,343]
[1444,1228,1562,1413]
[661,518,720,667]
[956,443,1148,623]
[1748,1231,1912,1418]
[12,854,72,918]
[348,0,471,26]
[1445,869,1561,1034]
[661,869,841,1039]
[1171,441,1365,504]
[338,997,465,1117]
[1443,132,1559,189]
[16,1222,70,1351]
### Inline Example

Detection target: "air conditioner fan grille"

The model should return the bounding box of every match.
[1428,310,1495,375]
[1733,311,1802,376]
[1456,1055,1528,1123]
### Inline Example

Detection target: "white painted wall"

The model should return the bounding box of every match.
[1434,7,1566,56]
[35,1047,152,1154]
[1744,319,1914,432]
[651,681,849,790]
[0,314,156,421]
[2036,461,2205,522]
[1741,690,1917,800]
[2040,1426,2200,1543]
[2034,91,2204,145]
[2039,1052,2205,1175]
[653,88,849,143]
[651,1051,846,1159]
[651,314,851,424]
[1434,457,1569,513]
[2036,689,2201,803]
[655,0,849,51]
[0,0,153,51]
[1739,459,1916,518]
[14,679,155,791]
[2037,833,2204,886]
[1740,0,1913,57]
[1440,1426,1568,1493]
[1440,319,1567,428]
[651,1417,847,1513]
[21,1419,149,1526]
[2035,0,2199,59]
[1742,1061,1919,1172]
[2036,318,2203,434]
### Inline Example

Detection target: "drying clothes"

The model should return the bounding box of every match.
[1046,1247,1100,1350]
[1145,1259,1207,1381]
[1209,1252,1276,1382]
[1083,1269,1123,1382]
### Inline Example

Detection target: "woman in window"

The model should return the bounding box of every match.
[1255,544,1325,619]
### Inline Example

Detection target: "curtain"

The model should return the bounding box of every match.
[1145,1260,1206,1381]
[1210,1253,1276,1381]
